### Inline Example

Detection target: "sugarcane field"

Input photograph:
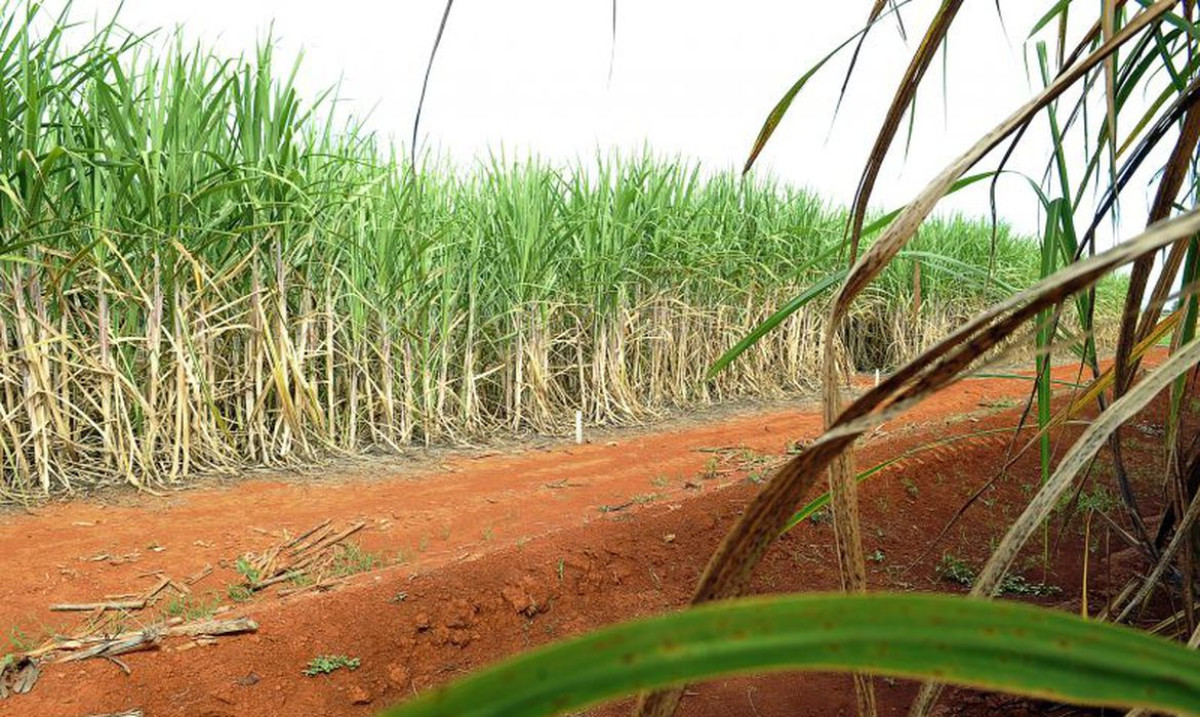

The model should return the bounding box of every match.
[2,2,1200,717]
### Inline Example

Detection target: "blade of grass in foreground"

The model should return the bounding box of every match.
[378,592,1200,717]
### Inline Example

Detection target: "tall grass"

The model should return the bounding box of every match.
[0,2,1094,499]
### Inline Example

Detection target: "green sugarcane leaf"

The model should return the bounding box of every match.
[706,268,845,379]
[379,592,1200,717]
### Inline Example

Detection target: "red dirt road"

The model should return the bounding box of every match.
[0,362,1169,716]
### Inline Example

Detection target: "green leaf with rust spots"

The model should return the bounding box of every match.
[378,592,1200,717]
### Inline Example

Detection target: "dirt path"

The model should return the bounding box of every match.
[0,363,1166,716]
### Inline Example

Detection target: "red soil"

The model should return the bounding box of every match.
[0,359,1176,717]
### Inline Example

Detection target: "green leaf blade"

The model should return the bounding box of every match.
[379,593,1200,717]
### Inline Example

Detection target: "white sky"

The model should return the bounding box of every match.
[53,1,1164,240]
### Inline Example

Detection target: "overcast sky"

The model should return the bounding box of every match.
[53,1,1161,240]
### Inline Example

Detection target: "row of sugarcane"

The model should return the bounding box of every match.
[0,0,1111,498]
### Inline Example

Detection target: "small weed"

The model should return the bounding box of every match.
[226,584,254,603]
[650,475,670,489]
[418,534,431,553]
[163,592,221,621]
[999,575,1061,597]
[786,438,810,454]
[737,448,769,465]
[937,554,976,587]
[981,397,1019,410]
[390,590,408,604]
[303,654,360,677]
[289,572,315,588]
[234,556,260,585]
[1018,553,1045,574]
[808,507,831,525]
[394,547,411,565]
[7,626,37,653]
[901,478,919,499]
[1075,486,1119,514]
[735,449,774,483]
[556,558,565,583]
[700,457,720,480]
[330,542,383,577]
[937,554,1061,596]
[745,472,764,485]
[632,493,661,505]
[482,525,495,542]
[516,537,530,552]
[868,549,886,564]
[96,613,129,636]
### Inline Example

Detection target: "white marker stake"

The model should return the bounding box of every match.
[575,410,583,444]
[874,368,880,387]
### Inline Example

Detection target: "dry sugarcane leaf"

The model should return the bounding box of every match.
[57,629,162,663]
[1102,0,1118,167]
[979,339,1200,597]
[12,660,38,695]
[49,600,146,612]
[634,201,1200,717]
[284,519,333,551]
[1063,311,1182,420]
[833,0,1171,324]
[1134,93,1200,346]
[909,337,1200,715]
[847,0,966,264]
[0,655,39,699]
[1114,81,1200,399]
[823,10,1171,717]
[1118,447,1200,623]
[184,564,213,586]
[723,21,1179,716]
[166,617,257,638]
